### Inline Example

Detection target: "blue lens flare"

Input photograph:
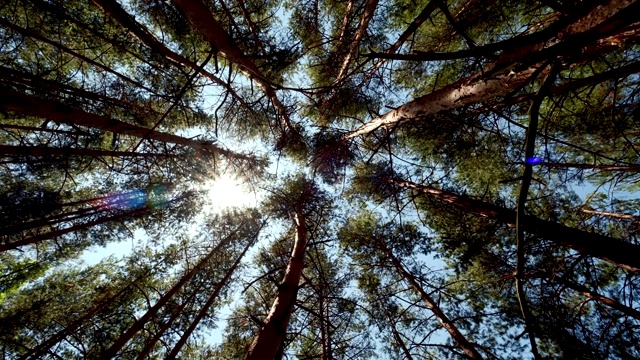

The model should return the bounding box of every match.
[92,185,170,210]
[525,157,543,165]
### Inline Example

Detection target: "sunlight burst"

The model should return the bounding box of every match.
[203,174,256,212]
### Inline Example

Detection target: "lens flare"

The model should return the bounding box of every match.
[525,157,543,165]
[92,185,170,210]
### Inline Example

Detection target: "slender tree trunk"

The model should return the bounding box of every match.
[166,236,255,358]
[1,205,106,236]
[244,213,308,360]
[0,18,160,97]
[20,284,134,360]
[169,0,296,135]
[89,0,244,101]
[555,277,640,321]
[0,145,179,159]
[0,66,163,118]
[0,208,148,253]
[581,208,640,221]
[135,282,205,360]
[343,0,637,141]
[381,304,414,360]
[0,90,253,162]
[537,162,640,171]
[375,239,483,359]
[99,226,243,359]
[334,0,379,83]
[390,178,640,272]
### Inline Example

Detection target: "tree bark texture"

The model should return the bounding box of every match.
[244,213,308,360]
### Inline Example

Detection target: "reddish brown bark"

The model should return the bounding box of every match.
[89,0,245,102]
[391,178,640,272]
[170,0,296,134]
[556,277,640,320]
[334,0,379,83]
[244,213,308,360]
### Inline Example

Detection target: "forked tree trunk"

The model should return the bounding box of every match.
[166,236,255,358]
[375,239,483,359]
[390,178,640,272]
[99,227,243,359]
[244,213,308,360]
[334,0,379,83]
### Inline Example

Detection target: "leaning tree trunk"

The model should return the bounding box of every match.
[342,0,638,141]
[390,178,640,272]
[0,90,253,163]
[20,283,136,360]
[89,0,246,104]
[0,207,148,253]
[555,277,640,321]
[169,0,297,135]
[98,227,242,359]
[0,145,180,159]
[166,236,255,358]
[244,213,308,360]
[375,239,483,359]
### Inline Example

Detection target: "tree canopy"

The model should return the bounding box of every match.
[2,0,640,358]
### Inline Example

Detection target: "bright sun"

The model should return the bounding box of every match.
[203,174,257,212]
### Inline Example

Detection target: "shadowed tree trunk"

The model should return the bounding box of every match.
[390,178,640,272]
[0,90,253,162]
[99,224,245,359]
[0,145,180,159]
[374,238,483,359]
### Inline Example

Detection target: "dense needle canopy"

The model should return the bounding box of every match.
[1,0,640,358]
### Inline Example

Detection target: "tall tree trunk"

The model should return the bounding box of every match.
[0,207,148,253]
[390,178,640,272]
[555,277,640,321]
[166,236,255,358]
[0,145,179,159]
[0,90,253,162]
[343,0,637,141]
[135,283,205,360]
[375,239,483,359]
[169,0,297,135]
[1,205,106,236]
[334,0,379,83]
[99,226,244,358]
[88,0,245,103]
[20,283,135,360]
[244,213,308,360]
